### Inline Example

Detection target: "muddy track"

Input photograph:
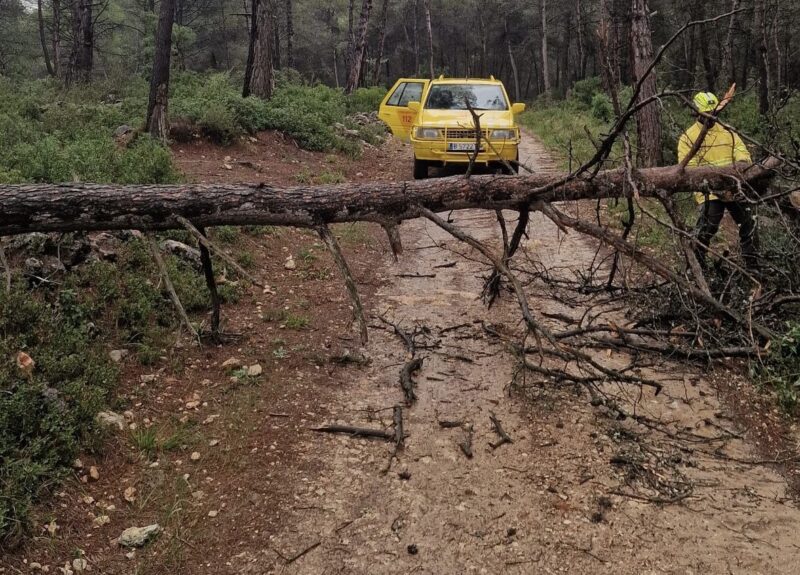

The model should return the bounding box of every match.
[3,132,798,575]
[220,133,800,574]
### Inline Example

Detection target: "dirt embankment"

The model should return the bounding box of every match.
[3,131,799,575]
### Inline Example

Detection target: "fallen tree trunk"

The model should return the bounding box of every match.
[0,161,779,236]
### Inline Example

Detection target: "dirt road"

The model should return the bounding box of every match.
[236,134,800,574]
[4,132,799,574]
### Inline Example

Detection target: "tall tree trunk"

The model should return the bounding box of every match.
[51,0,61,77]
[541,0,550,95]
[66,0,93,86]
[412,0,420,76]
[37,0,54,76]
[630,0,661,167]
[720,0,740,87]
[504,18,520,102]
[576,0,586,79]
[147,0,177,142]
[598,0,621,114]
[285,0,294,68]
[346,0,373,93]
[346,0,355,74]
[423,0,434,79]
[478,6,487,77]
[272,5,281,70]
[244,0,275,99]
[243,0,259,96]
[753,0,769,114]
[372,0,389,85]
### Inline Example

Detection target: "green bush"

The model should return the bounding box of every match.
[347,86,387,114]
[755,322,800,414]
[570,76,604,109]
[0,287,118,546]
[591,92,614,122]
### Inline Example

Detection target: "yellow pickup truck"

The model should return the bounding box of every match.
[378,76,525,179]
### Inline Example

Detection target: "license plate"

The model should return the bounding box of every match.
[448,142,480,152]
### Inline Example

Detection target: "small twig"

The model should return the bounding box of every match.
[459,423,474,458]
[395,272,436,278]
[381,222,403,260]
[146,234,200,344]
[0,238,10,293]
[400,357,423,404]
[438,419,465,429]
[489,412,513,450]
[175,215,265,288]
[393,405,405,448]
[284,541,321,564]
[196,225,221,342]
[317,224,368,346]
[311,425,394,441]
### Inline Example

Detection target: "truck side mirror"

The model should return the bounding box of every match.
[511,103,526,115]
[407,101,421,112]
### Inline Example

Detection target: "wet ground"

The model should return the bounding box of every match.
[3,132,799,574]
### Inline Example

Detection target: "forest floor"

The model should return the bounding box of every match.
[3,131,800,574]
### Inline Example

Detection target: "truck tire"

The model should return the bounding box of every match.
[413,158,429,180]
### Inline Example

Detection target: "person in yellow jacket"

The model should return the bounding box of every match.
[678,91,759,268]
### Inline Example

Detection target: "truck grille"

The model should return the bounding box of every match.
[446,128,490,141]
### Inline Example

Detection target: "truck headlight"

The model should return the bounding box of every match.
[414,127,443,140]
[490,129,517,140]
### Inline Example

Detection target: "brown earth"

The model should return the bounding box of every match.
[2,131,799,574]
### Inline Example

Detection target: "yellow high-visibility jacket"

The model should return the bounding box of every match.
[677,121,752,203]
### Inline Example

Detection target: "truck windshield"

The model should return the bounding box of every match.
[425,84,508,111]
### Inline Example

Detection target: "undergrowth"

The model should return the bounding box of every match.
[0,236,242,546]
[0,72,386,185]
[524,78,800,416]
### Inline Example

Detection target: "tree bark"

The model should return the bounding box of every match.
[37,0,54,76]
[504,18,520,102]
[66,0,93,86]
[0,161,778,236]
[346,0,355,74]
[372,0,389,85]
[346,0,373,93]
[147,0,178,142]
[423,0,434,79]
[719,0,740,87]
[52,0,61,78]
[753,0,769,115]
[245,0,275,99]
[630,0,661,167]
[243,0,258,96]
[285,0,294,68]
[541,0,550,95]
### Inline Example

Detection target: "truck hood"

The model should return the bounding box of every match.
[417,109,515,129]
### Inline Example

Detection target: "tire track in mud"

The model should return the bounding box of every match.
[238,133,800,575]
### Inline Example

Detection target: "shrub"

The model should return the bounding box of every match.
[591,92,614,122]
[0,287,119,546]
[570,76,604,109]
[755,322,800,414]
[347,86,387,114]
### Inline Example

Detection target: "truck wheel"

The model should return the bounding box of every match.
[507,153,520,175]
[413,158,429,180]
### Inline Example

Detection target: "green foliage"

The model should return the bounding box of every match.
[346,86,387,114]
[591,93,614,122]
[756,323,800,414]
[171,72,383,152]
[570,77,605,109]
[0,78,177,185]
[0,232,245,544]
[0,287,118,545]
[519,100,618,169]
